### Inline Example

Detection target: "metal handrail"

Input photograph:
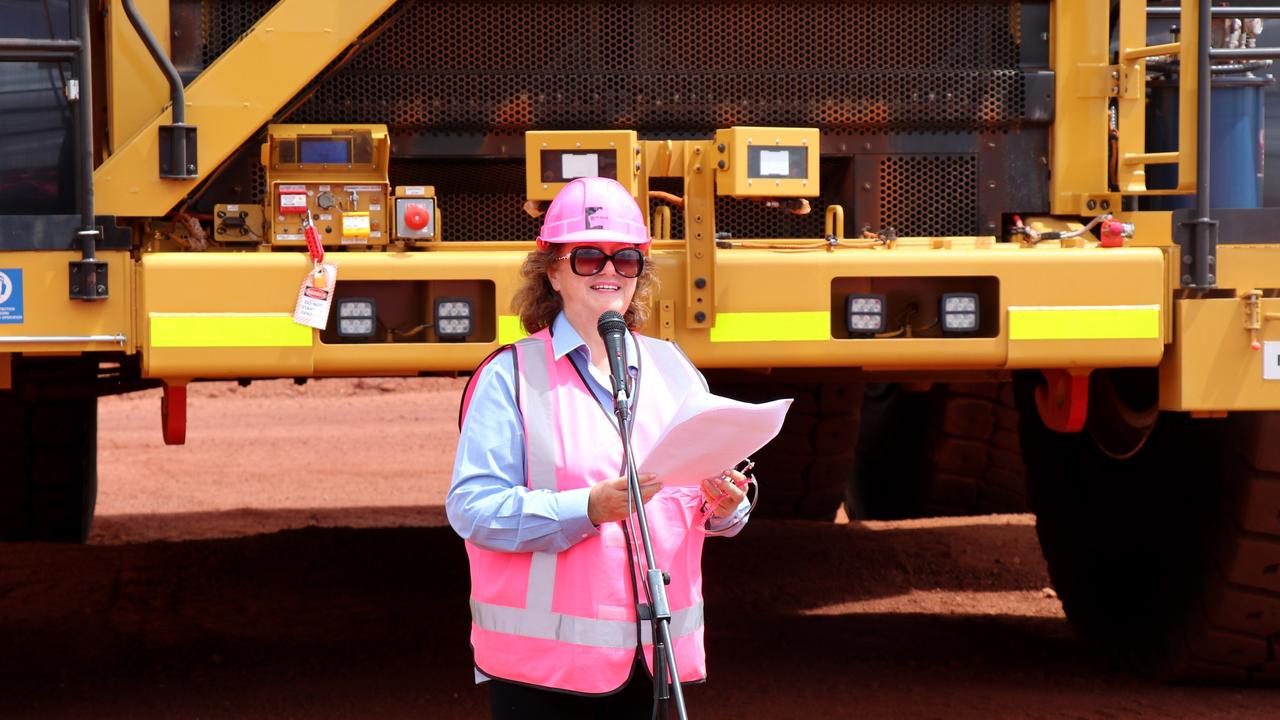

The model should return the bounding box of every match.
[1149,7,1280,19]
[0,38,80,61]
[0,335,126,346]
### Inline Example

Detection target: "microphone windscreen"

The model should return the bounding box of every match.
[596,310,627,337]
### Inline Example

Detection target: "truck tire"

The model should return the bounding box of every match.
[847,382,1028,520]
[1018,371,1280,683]
[0,382,98,543]
[707,376,860,521]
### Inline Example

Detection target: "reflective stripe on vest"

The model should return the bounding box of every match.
[513,335,559,614]
[471,599,704,649]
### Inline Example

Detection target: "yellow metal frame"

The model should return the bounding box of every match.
[8,0,1274,417]
[96,0,398,217]
[0,252,134,354]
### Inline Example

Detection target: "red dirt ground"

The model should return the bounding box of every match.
[1,378,1278,718]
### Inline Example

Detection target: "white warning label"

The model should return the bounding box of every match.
[1265,342,1280,380]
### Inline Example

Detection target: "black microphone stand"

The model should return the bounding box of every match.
[612,382,689,720]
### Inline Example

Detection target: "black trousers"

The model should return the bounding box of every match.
[488,658,670,720]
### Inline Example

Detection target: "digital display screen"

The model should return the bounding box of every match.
[747,146,807,179]
[541,150,618,183]
[298,137,351,164]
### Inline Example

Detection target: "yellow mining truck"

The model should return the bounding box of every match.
[4,0,1280,682]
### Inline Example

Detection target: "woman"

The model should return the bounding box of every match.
[448,176,752,719]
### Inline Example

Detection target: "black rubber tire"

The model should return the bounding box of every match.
[0,380,98,543]
[1018,374,1280,683]
[847,382,1028,520]
[707,378,860,521]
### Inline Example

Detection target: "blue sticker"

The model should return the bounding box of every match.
[0,269,24,324]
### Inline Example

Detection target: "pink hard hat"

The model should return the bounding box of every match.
[537,177,650,248]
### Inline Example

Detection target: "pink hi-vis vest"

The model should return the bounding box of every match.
[464,328,711,695]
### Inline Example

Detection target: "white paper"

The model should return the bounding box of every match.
[638,392,792,487]
[561,152,599,179]
[758,149,791,177]
[1265,341,1280,380]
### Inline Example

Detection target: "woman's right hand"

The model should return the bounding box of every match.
[587,473,661,525]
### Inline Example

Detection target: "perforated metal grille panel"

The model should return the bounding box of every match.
[196,0,274,67]
[879,156,978,237]
[275,0,1024,133]
[195,0,1023,239]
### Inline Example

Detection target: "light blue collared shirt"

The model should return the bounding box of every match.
[447,312,748,554]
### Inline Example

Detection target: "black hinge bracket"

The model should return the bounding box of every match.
[159,123,198,179]
[1178,215,1219,289]
[69,226,108,301]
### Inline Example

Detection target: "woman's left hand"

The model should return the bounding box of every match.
[700,469,748,519]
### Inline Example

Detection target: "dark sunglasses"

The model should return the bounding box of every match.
[554,246,646,278]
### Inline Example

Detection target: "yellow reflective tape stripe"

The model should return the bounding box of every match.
[498,315,527,345]
[710,311,830,342]
[150,313,313,348]
[1008,305,1160,341]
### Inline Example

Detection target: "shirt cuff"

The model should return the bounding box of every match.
[559,486,600,543]
[706,496,751,531]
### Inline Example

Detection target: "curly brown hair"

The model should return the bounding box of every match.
[512,247,658,334]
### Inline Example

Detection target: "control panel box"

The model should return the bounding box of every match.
[713,126,820,198]
[261,124,392,247]
[525,130,640,201]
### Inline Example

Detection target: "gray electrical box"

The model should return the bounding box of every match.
[393,186,438,240]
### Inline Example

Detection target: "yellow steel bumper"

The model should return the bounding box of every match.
[671,245,1167,371]
[131,245,1167,379]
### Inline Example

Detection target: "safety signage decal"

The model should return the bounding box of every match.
[0,269,22,324]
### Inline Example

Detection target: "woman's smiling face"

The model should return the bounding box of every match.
[547,242,642,333]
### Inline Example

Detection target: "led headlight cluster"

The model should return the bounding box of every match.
[337,298,376,338]
[845,294,886,336]
[435,298,473,339]
[940,293,979,335]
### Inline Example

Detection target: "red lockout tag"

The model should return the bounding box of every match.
[303,216,325,264]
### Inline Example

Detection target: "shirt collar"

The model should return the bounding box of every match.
[551,312,639,371]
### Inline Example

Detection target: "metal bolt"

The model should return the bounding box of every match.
[716,143,725,153]
[694,311,706,323]
[1182,255,1192,264]
[1182,274,1193,284]
[1086,199,1098,211]
[863,142,872,151]
[1100,199,1111,211]
[717,160,726,170]
[694,277,707,289]
[987,180,997,189]
[863,182,872,191]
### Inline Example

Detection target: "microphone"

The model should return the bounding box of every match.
[596,310,630,403]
